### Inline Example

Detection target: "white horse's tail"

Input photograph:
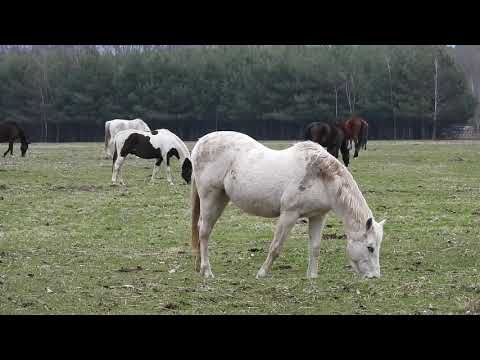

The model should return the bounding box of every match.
[191,176,201,272]
[104,122,111,152]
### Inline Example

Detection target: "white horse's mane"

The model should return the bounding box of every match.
[294,141,372,228]
[335,171,372,227]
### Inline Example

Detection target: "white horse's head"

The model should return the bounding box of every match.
[346,218,386,278]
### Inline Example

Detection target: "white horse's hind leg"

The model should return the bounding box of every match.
[256,211,298,279]
[199,190,229,278]
[307,214,327,279]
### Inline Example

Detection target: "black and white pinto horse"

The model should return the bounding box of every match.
[104,118,151,159]
[191,131,385,279]
[0,121,29,157]
[111,129,192,186]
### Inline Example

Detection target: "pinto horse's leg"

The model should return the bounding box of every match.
[199,190,229,278]
[256,211,298,279]
[112,155,127,185]
[166,165,174,185]
[307,214,327,278]
[150,157,163,183]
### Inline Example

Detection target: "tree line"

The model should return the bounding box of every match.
[0,45,476,142]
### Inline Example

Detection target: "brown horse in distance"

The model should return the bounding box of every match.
[304,121,350,167]
[0,121,29,157]
[336,116,368,158]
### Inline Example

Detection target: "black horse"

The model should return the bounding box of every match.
[0,121,29,157]
[304,121,350,167]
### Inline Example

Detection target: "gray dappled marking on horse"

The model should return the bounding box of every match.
[104,118,151,159]
[111,128,192,186]
[191,131,386,279]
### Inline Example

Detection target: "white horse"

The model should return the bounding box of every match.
[111,128,192,186]
[191,131,386,279]
[104,118,151,159]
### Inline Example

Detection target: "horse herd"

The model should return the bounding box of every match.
[1,116,385,280]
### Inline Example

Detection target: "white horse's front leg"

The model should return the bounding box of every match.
[256,211,298,279]
[307,214,327,279]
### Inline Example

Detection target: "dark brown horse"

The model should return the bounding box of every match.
[304,122,350,167]
[0,121,29,157]
[336,116,368,158]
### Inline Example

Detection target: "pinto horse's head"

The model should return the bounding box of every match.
[346,218,386,278]
[181,158,192,184]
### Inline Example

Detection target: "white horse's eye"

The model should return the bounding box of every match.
[367,246,374,253]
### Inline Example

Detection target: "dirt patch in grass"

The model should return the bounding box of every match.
[49,184,102,192]
[323,233,346,240]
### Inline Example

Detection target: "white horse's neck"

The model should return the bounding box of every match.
[330,176,373,235]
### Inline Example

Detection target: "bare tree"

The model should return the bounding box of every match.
[344,74,356,115]
[453,45,480,132]
[385,52,397,140]
[432,55,439,140]
[32,48,52,142]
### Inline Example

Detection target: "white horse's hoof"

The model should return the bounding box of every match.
[202,271,215,279]
[200,267,214,278]
[256,268,267,279]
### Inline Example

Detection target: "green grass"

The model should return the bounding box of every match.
[1,140,479,314]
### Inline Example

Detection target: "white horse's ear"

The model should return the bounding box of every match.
[379,219,386,227]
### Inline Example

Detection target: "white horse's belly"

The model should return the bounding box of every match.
[223,166,287,218]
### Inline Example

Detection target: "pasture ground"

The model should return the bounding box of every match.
[0,140,479,314]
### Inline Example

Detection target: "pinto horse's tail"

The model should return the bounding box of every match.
[112,148,118,173]
[359,121,368,150]
[191,176,201,272]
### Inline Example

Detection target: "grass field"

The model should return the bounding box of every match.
[1,140,479,315]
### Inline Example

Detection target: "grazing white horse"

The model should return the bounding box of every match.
[191,131,386,279]
[111,128,192,186]
[104,118,151,159]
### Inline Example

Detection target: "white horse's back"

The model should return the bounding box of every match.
[192,131,333,218]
